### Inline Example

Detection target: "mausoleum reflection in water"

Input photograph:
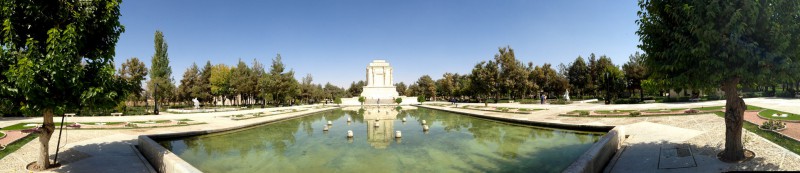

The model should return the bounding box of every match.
[160,107,604,173]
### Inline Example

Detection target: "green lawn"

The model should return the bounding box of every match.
[0,133,39,160]
[713,112,800,155]
[694,106,724,111]
[642,108,687,113]
[594,110,635,114]
[758,109,800,121]
[0,120,188,130]
[0,131,5,139]
[690,105,763,111]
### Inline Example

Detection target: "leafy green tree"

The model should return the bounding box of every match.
[195,61,213,105]
[395,82,407,96]
[210,64,231,106]
[586,53,599,96]
[567,56,591,98]
[323,82,346,102]
[598,64,626,103]
[470,61,499,106]
[406,83,420,96]
[637,0,800,162]
[251,59,266,106]
[0,0,126,169]
[493,46,529,99]
[622,52,648,101]
[230,59,254,106]
[358,96,366,106]
[147,30,175,109]
[334,97,342,106]
[177,63,199,105]
[261,54,300,106]
[347,80,366,97]
[395,97,402,105]
[436,73,455,100]
[416,75,436,100]
[119,57,148,106]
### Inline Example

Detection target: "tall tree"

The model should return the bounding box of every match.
[395,82,407,96]
[177,63,199,105]
[470,61,499,106]
[622,52,648,101]
[416,75,436,100]
[195,61,213,105]
[494,46,527,99]
[230,59,253,106]
[637,0,800,162]
[147,30,175,109]
[119,57,148,106]
[261,54,300,106]
[567,56,591,98]
[210,64,231,106]
[586,53,599,96]
[0,0,126,169]
[347,80,366,97]
[251,59,265,106]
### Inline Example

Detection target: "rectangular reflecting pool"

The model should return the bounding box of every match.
[158,107,604,173]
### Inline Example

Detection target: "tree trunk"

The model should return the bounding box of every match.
[37,108,56,169]
[720,78,746,162]
[640,88,644,101]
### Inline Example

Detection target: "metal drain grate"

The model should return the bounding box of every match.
[658,144,697,169]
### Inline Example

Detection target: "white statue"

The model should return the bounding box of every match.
[192,98,200,109]
[564,90,570,101]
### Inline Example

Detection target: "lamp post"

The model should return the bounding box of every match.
[605,72,611,105]
[154,83,159,115]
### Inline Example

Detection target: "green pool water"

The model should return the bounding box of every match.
[159,107,604,173]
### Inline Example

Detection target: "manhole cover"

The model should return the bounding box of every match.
[659,144,697,169]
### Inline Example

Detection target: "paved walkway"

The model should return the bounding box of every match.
[422,98,800,172]
[1,98,799,172]
[0,131,28,147]
[0,105,330,172]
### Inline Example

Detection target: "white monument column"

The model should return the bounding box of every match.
[360,60,399,99]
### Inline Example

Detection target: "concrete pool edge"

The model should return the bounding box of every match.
[416,105,625,173]
[137,107,339,173]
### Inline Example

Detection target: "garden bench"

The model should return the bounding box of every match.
[65,113,76,117]
[111,113,123,117]
[643,100,656,103]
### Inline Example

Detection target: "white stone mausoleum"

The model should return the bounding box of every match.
[341,60,418,105]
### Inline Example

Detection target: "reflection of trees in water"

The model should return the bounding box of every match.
[344,109,365,123]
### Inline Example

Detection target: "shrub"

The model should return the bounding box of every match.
[629,111,641,116]
[578,111,590,116]
[358,96,366,105]
[496,107,509,112]
[684,109,699,114]
[417,96,426,103]
[760,120,786,131]
[614,98,640,104]
[395,98,403,105]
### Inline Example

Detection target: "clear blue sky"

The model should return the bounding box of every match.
[114,0,642,88]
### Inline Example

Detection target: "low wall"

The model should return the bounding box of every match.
[562,127,624,173]
[416,105,624,173]
[138,107,337,173]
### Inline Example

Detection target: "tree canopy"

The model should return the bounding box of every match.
[637,0,800,162]
[0,0,126,169]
